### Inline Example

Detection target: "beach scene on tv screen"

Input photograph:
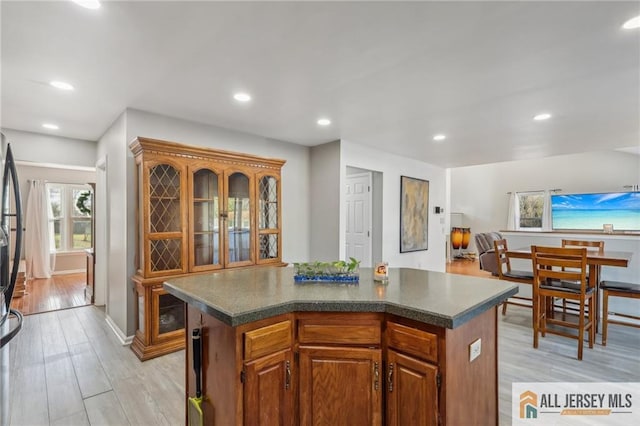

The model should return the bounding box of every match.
[551,192,640,231]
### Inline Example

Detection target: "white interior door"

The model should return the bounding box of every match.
[345,173,372,266]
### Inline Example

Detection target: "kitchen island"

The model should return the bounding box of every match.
[165,267,517,426]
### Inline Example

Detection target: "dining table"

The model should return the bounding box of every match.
[506,246,633,332]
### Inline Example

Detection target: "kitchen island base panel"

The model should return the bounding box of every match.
[185,306,498,426]
[444,307,497,425]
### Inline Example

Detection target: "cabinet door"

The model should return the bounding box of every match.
[299,346,382,426]
[151,286,185,343]
[244,349,294,426]
[188,164,223,272]
[144,160,188,277]
[386,349,438,426]
[224,170,254,268]
[256,173,281,264]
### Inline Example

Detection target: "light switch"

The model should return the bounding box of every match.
[469,338,481,362]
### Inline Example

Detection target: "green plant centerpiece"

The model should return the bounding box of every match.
[293,258,361,283]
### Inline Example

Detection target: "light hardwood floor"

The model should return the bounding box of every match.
[7,306,184,426]
[10,273,90,316]
[446,258,494,278]
[6,280,639,425]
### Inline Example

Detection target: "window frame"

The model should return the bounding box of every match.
[516,191,545,231]
[48,183,93,253]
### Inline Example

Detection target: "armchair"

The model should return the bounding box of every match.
[474,232,503,275]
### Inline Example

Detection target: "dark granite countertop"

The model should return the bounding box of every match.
[164,267,518,329]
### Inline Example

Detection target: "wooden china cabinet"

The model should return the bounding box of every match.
[129,137,285,360]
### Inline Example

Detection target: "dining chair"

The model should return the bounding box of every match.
[600,280,640,346]
[493,239,534,315]
[560,239,604,320]
[531,245,594,360]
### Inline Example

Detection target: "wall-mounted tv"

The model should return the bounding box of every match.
[551,192,640,231]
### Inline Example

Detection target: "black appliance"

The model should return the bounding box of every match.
[0,133,24,426]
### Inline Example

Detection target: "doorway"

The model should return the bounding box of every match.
[10,162,97,316]
[345,167,383,267]
[345,172,372,266]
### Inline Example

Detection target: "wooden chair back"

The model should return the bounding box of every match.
[493,239,513,278]
[531,245,593,360]
[493,239,531,284]
[561,239,604,254]
[494,239,534,315]
[532,246,588,293]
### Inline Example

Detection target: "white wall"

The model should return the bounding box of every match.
[450,150,640,254]
[340,140,448,272]
[309,141,341,260]
[96,113,129,338]
[2,128,96,167]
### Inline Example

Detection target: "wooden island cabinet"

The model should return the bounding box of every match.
[166,267,517,425]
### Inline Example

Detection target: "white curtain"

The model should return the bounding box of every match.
[541,190,553,231]
[506,192,518,230]
[25,180,56,279]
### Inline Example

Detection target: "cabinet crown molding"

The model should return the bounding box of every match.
[129,136,286,170]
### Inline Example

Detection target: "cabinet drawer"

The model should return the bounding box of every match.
[244,320,292,360]
[386,322,438,363]
[298,319,381,345]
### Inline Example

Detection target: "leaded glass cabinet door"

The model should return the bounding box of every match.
[256,172,282,264]
[188,165,223,272]
[145,160,187,277]
[225,170,254,267]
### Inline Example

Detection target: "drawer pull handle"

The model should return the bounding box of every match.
[285,360,291,390]
[374,362,379,391]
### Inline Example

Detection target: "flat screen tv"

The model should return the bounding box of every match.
[551,192,640,231]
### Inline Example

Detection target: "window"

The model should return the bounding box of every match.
[48,183,92,251]
[517,191,544,229]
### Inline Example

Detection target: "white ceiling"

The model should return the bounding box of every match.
[1,1,639,168]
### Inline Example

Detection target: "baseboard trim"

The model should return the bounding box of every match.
[105,314,134,346]
[53,268,85,275]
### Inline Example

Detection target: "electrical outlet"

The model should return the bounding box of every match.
[469,338,481,362]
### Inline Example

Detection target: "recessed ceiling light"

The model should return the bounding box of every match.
[317,118,331,126]
[50,80,74,91]
[533,113,552,121]
[42,123,59,130]
[433,134,446,141]
[233,93,251,102]
[622,15,640,30]
[71,0,101,10]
